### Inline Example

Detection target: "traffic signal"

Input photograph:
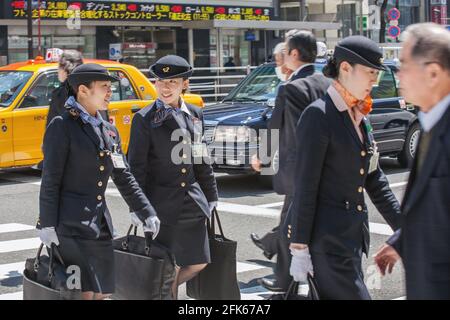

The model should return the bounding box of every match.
[357,16,368,31]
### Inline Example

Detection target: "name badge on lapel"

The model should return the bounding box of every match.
[110,144,126,169]
[368,143,379,174]
[191,117,208,158]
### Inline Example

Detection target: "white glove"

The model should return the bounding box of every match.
[289,247,314,282]
[209,201,218,212]
[143,216,160,240]
[38,227,59,248]
[130,212,160,240]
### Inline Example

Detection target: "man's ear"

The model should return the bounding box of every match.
[425,63,443,88]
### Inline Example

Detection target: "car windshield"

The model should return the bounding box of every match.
[224,62,327,103]
[224,64,281,103]
[0,71,33,107]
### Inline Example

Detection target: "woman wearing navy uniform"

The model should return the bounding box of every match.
[287,36,402,299]
[127,55,218,298]
[38,63,160,300]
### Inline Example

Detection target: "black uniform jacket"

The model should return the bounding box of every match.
[287,93,402,257]
[39,112,157,239]
[388,104,450,299]
[127,102,218,225]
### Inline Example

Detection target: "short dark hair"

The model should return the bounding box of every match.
[59,50,84,75]
[68,81,94,98]
[322,58,355,79]
[287,30,317,63]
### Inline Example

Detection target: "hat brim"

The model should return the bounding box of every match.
[335,46,387,71]
[149,65,193,80]
[68,72,119,86]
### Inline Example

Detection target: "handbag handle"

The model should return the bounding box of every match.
[121,225,153,256]
[34,243,65,284]
[283,273,319,300]
[209,208,225,238]
[283,280,300,300]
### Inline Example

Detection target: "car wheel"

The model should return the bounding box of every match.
[258,148,279,189]
[398,122,420,168]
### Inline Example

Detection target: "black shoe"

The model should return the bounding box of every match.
[258,278,285,293]
[250,233,274,260]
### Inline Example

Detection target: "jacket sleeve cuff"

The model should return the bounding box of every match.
[133,204,157,222]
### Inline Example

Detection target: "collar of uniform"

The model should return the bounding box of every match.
[161,98,191,116]
[327,85,348,112]
[418,93,450,133]
[290,63,315,79]
[66,96,103,127]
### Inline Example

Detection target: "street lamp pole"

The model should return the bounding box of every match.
[27,0,33,59]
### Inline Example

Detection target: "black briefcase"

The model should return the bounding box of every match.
[112,225,176,300]
[186,208,241,300]
[23,243,82,300]
[269,274,321,300]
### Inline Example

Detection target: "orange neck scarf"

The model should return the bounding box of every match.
[333,80,373,115]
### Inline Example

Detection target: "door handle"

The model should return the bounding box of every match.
[131,106,141,114]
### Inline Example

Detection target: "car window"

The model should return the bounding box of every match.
[110,70,138,102]
[225,65,281,102]
[19,72,60,108]
[371,67,397,99]
[0,71,33,107]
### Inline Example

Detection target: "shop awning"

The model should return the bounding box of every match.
[182,19,341,31]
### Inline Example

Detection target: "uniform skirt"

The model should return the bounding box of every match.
[57,217,114,294]
[156,194,211,267]
[311,251,371,300]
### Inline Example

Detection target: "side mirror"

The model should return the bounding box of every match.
[266,97,276,108]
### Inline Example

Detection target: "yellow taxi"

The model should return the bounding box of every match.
[0,57,204,170]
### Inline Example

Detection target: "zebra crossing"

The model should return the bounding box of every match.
[0,222,281,300]
[0,171,409,300]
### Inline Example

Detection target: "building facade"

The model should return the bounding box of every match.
[0,0,445,68]
[0,0,342,67]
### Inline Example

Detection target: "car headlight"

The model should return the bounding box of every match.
[214,125,254,143]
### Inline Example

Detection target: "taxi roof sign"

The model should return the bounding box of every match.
[45,48,64,63]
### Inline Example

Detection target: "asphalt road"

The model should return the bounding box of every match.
[0,158,409,300]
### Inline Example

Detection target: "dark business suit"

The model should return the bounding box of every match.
[287,93,402,299]
[39,111,156,293]
[387,103,450,300]
[127,101,218,266]
[262,66,331,290]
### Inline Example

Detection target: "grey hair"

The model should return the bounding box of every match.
[59,50,84,75]
[273,42,286,55]
[285,29,300,40]
[401,23,450,71]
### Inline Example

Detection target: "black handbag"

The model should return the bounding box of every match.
[23,243,82,300]
[186,208,241,300]
[112,225,176,300]
[269,273,321,300]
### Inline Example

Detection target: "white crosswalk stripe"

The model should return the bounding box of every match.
[0,238,41,254]
[0,222,274,300]
[0,223,35,234]
[0,220,405,300]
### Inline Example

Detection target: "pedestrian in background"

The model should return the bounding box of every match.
[46,50,83,127]
[375,23,450,300]
[288,36,402,300]
[251,30,330,293]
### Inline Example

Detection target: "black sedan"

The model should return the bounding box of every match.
[203,62,419,180]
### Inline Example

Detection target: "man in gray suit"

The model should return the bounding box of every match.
[375,23,450,300]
